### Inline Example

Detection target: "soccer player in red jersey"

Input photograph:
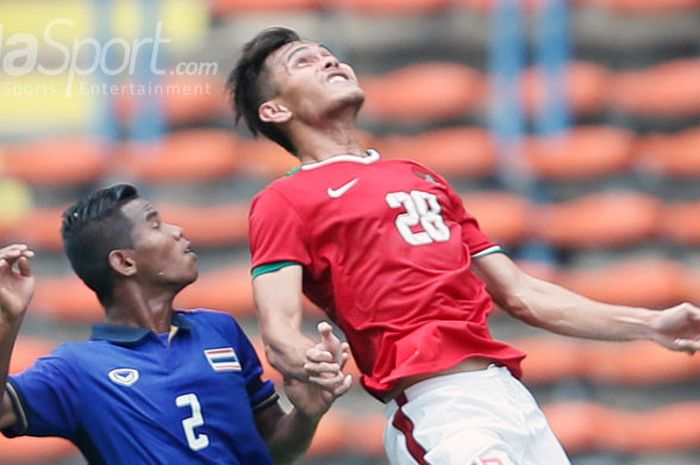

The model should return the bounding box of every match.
[227,28,700,464]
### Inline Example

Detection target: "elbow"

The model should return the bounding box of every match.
[499,290,540,326]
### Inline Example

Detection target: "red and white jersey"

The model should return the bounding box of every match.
[249,150,525,399]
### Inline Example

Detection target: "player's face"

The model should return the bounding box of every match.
[121,199,198,289]
[264,40,364,123]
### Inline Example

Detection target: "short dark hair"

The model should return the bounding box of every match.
[226,27,301,156]
[61,183,139,306]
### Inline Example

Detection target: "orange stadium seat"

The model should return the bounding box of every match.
[524,126,636,180]
[376,127,497,179]
[159,202,249,248]
[119,130,240,183]
[660,201,700,245]
[460,191,531,245]
[239,130,376,180]
[460,0,542,12]
[516,337,585,385]
[584,340,700,385]
[534,192,661,248]
[251,339,283,385]
[610,59,700,118]
[174,265,255,318]
[239,138,305,180]
[638,126,700,177]
[8,206,67,252]
[0,436,77,465]
[523,62,610,118]
[557,259,686,308]
[346,413,386,458]
[32,275,102,322]
[361,63,486,123]
[115,76,228,126]
[546,401,700,454]
[212,0,321,15]
[2,138,111,187]
[10,337,57,375]
[306,410,349,457]
[333,0,450,14]
[579,0,700,13]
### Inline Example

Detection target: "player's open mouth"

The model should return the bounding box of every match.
[327,71,350,83]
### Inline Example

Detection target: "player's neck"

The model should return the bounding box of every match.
[104,282,175,333]
[293,113,364,163]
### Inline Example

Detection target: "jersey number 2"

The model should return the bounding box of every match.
[176,393,210,451]
[386,190,451,245]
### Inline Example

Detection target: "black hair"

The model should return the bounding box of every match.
[226,27,301,156]
[61,183,139,306]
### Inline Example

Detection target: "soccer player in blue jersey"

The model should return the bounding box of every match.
[0,184,351,465]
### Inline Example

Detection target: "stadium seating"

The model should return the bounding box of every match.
[174,265,255,317]
[333,0,450,15]
[115,76,229,127]
[2,138,111,187]
[377,127,497,178]
[360,63,485,123]
[524,126,636,180]
[660,201,700,245]
[212,0,321,16]
[578,0,700,13]
[534,192,661,248]
[9,206,67,252]
[119,130,241,183]
[556,259,686,308]
[159,202,249,248]
[522,61,610,118]
[32,275,102,322]
[609,59,700,118]
[460,191,531,245]
[638,126,700,178]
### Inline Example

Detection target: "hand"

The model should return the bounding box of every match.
[650,303,700,354]
[0,244,35,321]
[284,323,352,420]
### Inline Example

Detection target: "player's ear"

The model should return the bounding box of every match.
[108,249,137,277]
[259,100,292,124]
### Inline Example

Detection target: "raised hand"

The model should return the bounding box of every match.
[650,303,700,354]
[284,322,352,420]
[0,244,35,321]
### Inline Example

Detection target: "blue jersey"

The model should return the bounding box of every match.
[2,309,277,465]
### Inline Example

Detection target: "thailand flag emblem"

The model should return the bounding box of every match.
[204,347,241,372]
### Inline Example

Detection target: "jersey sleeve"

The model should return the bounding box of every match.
[249,187,311,274]
[425,165,502,256]
[229,319,278,412]
[2,347,80,439]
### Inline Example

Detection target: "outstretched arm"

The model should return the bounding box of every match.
[253,265,316,380]
[0,244,35,430]
[255,323,351,465]
[473,253,700,353]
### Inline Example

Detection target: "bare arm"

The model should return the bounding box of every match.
[473,253,700,352]
[0,244,35,430]
[254,324,351,465]
[253,265,322,381]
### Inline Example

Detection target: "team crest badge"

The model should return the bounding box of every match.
[412,167,439,185]
[204,347,242,372]
[108,368,140,387]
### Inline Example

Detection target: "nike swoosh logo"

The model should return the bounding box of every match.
[327,178,358,198]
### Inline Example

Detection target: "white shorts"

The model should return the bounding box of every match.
[383,365,571,465]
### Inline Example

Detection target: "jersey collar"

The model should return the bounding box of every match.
[300,149,380,171]
[91,312,193,346]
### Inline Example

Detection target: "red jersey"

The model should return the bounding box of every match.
[249,150,525,399]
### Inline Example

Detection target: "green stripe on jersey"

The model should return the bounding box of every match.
[285,166,301,177]
[251,261,299,278]
[472,245,506,259]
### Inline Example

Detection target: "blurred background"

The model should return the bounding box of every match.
[1,0,700,464]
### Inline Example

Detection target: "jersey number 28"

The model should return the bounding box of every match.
[386,190,451,245]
